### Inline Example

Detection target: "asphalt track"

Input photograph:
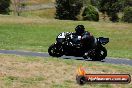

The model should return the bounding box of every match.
[0,50,132,66]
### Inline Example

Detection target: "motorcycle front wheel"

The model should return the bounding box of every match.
[48,43,63,57]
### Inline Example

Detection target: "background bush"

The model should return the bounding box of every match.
[55,0,83,20]
[122,7,132,23]
[124,0,132,7]
[0,0,10,14]
[97,0,121,22]
[82,5,99,21]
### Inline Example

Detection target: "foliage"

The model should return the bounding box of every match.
[122,7,132,23]
[97,0,123,22]
[82,5,99,21]
[0,0,10,14]
[55,0,83,20]
[91,0,98,6]
[124,0,132,7]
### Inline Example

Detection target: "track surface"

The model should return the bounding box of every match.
[0,50,132,66]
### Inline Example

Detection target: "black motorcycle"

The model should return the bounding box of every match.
[48,32,109,61]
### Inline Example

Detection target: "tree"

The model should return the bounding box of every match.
[55,0,83,20]
[122,7,132,23]
[98,0,122,22]
[0,0,10,14]
[12,0,26,16]
[124,0,132,7]
[91,0,98,6]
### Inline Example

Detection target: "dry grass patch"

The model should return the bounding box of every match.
[0,55,132,88]
[26,0,55,5]
[11,0,55,5]
[22,8,56,19]
[0,15,57,24]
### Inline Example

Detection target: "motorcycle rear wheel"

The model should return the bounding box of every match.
[48,43,63,57]
[90,46,107,61]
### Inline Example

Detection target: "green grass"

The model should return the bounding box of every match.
[0,55,132,88]
[0,15,132,59]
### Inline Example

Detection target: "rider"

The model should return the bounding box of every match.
[74,25,95,49]
[71,25,95,58]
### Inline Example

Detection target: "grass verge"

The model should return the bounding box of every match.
[0,55,132,88]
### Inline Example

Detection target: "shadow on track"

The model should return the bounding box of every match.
[61,56,105,62]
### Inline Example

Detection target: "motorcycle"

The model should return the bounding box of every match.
[48,32,109,61]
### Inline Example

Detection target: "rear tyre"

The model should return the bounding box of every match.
[48,43,63,57]
[90,46,107,61]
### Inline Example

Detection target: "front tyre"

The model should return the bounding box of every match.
[48,43,63,57]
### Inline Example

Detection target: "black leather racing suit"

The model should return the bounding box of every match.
[72,31,95,49]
